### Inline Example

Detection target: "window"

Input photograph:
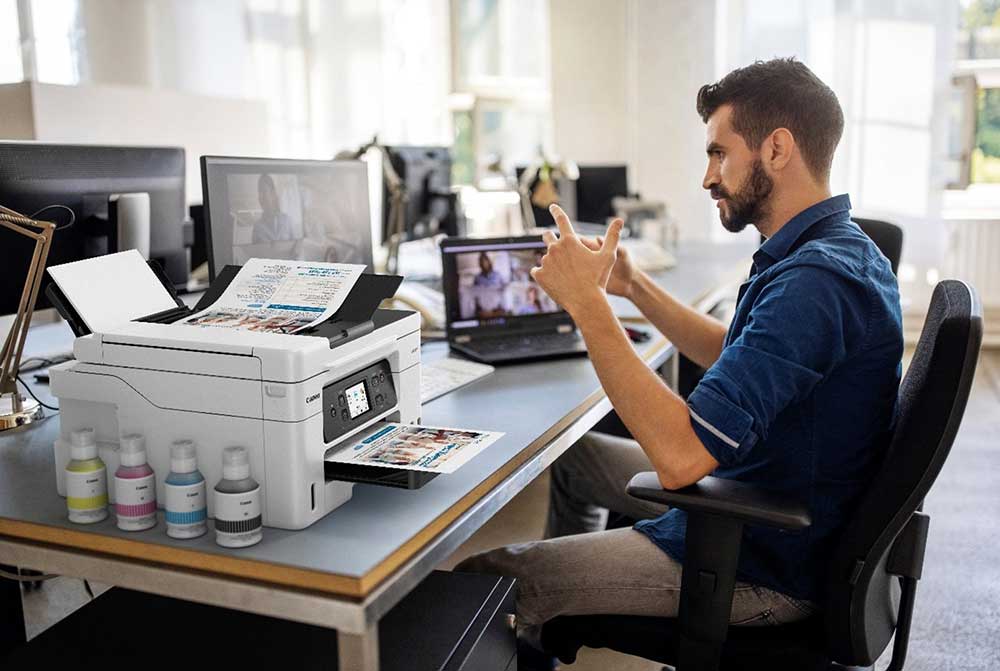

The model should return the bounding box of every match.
[954,0,1000,185]
[246,0,312,158]
[28,0,86,85]
[450,0,552,185]
[0,0,22,83]
[0,0,86,85]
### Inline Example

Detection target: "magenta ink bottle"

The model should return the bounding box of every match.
[114,434,157,531]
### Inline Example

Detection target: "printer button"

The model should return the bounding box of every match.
[338,394,346,407]
[371,375,379,387]
[375,394,384,407]
[379,372,386,383]
[341,409,350,421]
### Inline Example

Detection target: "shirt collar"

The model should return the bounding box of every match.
[754,194,852,271]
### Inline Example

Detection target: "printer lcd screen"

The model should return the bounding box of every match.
[345,381,371,419]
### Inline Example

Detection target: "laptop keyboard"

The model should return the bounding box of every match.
[470,331,585,355]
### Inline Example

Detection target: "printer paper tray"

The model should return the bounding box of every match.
[324,462,437,489]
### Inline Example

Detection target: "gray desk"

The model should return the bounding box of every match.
[0,241,752,669]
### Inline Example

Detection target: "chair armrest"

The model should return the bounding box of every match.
[626,473,811,531]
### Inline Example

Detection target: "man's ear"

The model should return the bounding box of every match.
[763,127,795,172]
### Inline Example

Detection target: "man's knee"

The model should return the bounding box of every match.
[454,550,498,576]
[551,432,604,487]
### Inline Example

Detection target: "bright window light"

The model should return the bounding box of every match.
[0,0,22,83]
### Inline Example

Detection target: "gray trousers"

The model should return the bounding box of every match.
[455,431,816,645]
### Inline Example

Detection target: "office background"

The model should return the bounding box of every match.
[1,0,996,343]
[1,2,998,670]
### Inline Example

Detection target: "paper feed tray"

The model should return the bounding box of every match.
[47,261,403,348]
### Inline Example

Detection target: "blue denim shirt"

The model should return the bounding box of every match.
[635,194,903,602]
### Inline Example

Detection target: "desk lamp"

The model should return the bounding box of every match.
[517,156,578,229]
[0,205,55,431]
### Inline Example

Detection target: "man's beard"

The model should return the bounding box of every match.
[711,158,773,233]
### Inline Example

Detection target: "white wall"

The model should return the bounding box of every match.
[628,1,718,242]
[549,0,630,165]
[0,82,34,138]
[80,0,252,98]
[0,81,268,204]
[550,0,718,240]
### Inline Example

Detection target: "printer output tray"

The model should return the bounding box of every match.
[323,461,438,489]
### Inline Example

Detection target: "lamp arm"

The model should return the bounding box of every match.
[0,206,55,415]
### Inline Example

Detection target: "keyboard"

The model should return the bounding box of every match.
[421,358,496,403]
[621,239,677,271]
[453,330,588,364]
[471,331,583,355]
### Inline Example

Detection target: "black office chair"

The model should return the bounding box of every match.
[542,280,982,671]
[851,217,903,276]
[756,217,903,277]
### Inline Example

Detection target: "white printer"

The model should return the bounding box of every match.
[48,266,424,530]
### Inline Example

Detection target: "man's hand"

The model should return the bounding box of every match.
[579,231,637,299]
[531,205,624,316]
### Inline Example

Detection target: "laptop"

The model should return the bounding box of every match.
[439,235,588,364]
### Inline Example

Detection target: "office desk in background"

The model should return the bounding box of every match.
[0,241,752,670]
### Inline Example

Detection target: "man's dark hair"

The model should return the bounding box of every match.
[696,58,844,182]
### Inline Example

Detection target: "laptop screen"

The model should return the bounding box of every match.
[441,237,568,333]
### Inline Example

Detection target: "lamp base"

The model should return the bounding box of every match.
[0,393,44,431]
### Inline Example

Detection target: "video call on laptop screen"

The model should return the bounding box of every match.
[441,239,565,331]
[202,157,373,279]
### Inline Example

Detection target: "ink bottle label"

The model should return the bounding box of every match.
[165,480,207,538]
[115,472,157,531]
[66,466,108,524]
[214,488,262,548]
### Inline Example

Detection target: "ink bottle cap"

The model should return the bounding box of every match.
[222,446,250,480]
[170,440,198,473]
[119,434,148,467]
[70,428,98,461]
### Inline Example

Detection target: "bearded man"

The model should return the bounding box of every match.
[456,57,903,662]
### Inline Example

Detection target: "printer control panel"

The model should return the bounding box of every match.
[322,359,398,443]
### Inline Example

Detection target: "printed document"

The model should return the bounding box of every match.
[180,258,364,334]
[326,422,504,474]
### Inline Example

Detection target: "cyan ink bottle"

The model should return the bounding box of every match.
[65,428,109,524]
[214,446,262,548]
[114,434,157,531]
[165,440,207,539]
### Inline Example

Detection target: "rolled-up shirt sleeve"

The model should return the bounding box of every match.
[688,261,867,468]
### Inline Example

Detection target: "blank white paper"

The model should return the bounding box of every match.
[47,250,180,333]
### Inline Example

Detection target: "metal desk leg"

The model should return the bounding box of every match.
[338,623,379,671]
[1,564,27,654]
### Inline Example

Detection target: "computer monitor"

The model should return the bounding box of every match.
[201,156,374,281]
[383,146,459,243]
[574,165,629,224]
[0,142,188,316]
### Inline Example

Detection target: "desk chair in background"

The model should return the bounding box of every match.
[543,280,982,670]
[851,218,904,277]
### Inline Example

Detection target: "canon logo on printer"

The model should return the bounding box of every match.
[305,393,320,403]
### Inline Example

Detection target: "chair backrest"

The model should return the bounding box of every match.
[852,217,904,276]
[824,280,982,664]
